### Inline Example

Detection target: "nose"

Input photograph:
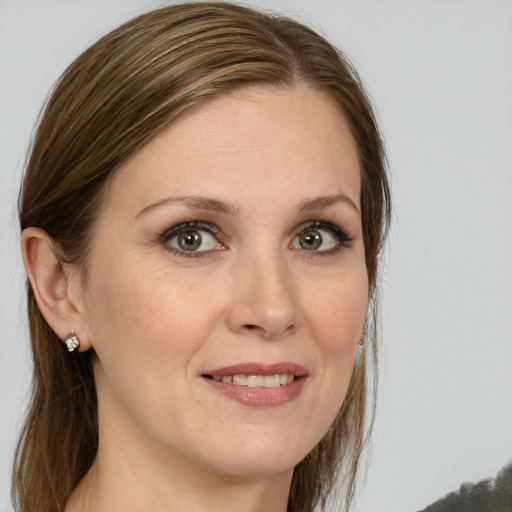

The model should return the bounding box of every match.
[226,250,298,340]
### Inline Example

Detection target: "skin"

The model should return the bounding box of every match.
[22,85,368,512]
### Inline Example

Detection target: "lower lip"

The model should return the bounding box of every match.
[203,376,307,407]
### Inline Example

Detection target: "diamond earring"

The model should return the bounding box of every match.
[62,331,80,352]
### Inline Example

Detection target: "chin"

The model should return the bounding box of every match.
[198,428,316,478]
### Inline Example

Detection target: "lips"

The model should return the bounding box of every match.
[204,362,308,377]
[202,362,308,407]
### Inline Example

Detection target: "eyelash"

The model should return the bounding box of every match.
[159,221,222,258]
[295,220,354,254]
[159,219,354,258]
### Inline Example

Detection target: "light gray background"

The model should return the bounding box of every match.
[1,1,511,511]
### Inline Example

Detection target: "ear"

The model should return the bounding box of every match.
[21,227,93,352]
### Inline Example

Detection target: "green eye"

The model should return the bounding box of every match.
[292,223,345,253]
[298,230,323,250]
[177,231,202,251]
[165,224,221,255]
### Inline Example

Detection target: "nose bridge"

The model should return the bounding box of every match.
[228,244,297,339]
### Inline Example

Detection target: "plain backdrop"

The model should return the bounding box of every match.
[1,1,511,511]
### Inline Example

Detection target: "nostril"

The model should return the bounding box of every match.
[240,322,294,339]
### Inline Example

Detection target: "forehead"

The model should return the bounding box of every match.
[103,85,361,212]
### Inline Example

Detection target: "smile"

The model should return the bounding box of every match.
[207,373,295,387]
[202,363,307,407]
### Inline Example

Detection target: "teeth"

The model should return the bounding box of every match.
[210,373,295,387]
[247,375,264,387]
[264,375,280,388]
[233,374,247,385]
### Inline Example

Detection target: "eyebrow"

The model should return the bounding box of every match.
[297,194,360,215]
[136,196,239,218]
[136,192,360,218]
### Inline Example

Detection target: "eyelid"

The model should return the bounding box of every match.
[159,220,225,257]
[157,219,353,258]
[293,220,354,251]
[160,220,220,242]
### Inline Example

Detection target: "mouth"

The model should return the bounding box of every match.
[201,363,308,407]
[203,373,295,387]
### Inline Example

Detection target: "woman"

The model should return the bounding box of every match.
[14,2,390,511]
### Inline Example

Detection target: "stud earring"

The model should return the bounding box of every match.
[358,329,365,346]
[63,331,80,352]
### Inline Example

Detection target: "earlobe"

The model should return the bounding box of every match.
[21,227,92,352]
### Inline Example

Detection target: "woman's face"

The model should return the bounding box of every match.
[81,86,368,479]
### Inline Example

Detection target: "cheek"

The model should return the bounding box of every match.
[84,255,217,395]
[87,252,213,342]
[306,267,368,351]
[301,264,368,422]
[83,255,227,446]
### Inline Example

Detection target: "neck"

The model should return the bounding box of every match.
[65,429,293,512]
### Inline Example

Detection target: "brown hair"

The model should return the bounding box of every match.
[14,3,390,511]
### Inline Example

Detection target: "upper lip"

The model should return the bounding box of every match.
[203,362,308,377]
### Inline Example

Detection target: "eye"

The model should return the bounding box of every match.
[162,222,223,255]
[291,222,352,253]
[168,230,218,252]
[294,228,337,251]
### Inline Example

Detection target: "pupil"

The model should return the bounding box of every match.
[178,231,201,251]
[300,230,322,250]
